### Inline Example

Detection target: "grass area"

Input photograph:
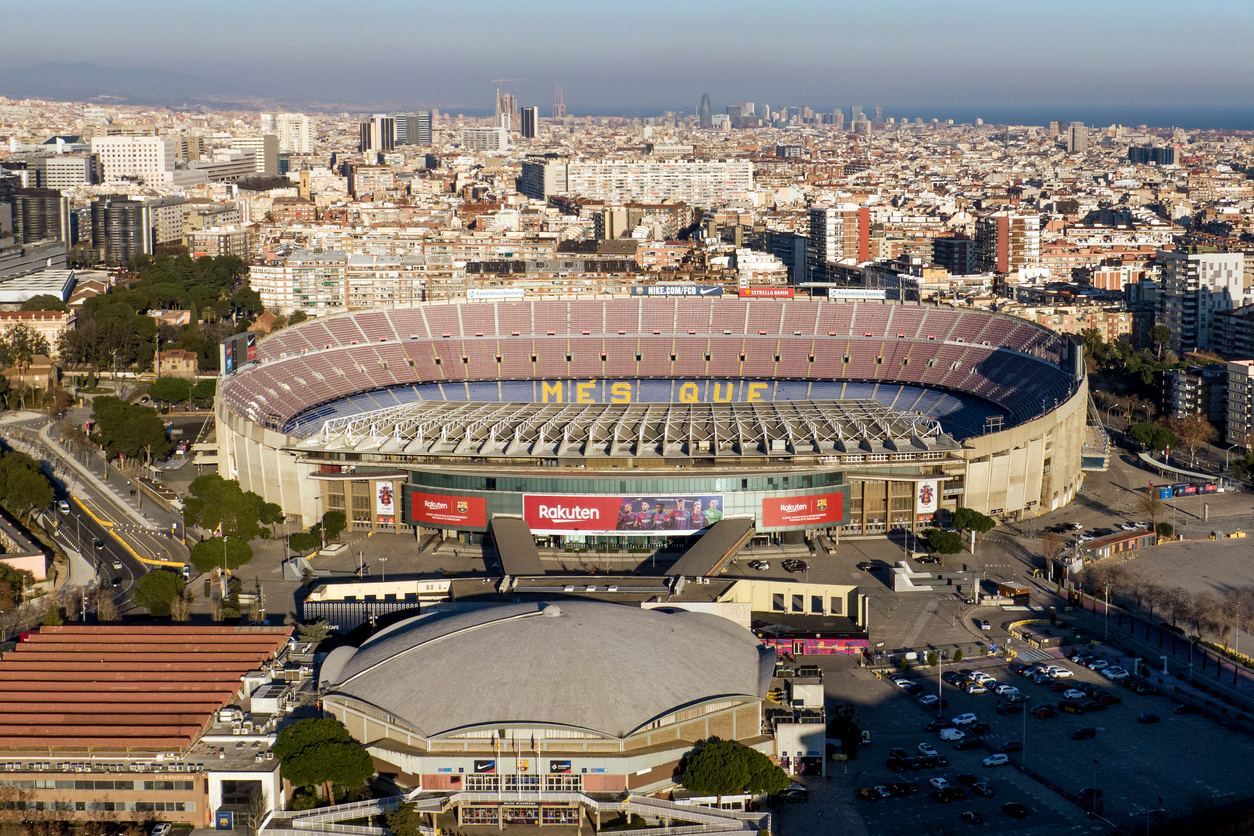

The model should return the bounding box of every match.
[601,815,651,831]
[77,386,114,394]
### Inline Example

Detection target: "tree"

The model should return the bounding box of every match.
[273,717,374,801]
[21,294,67,313]
[1162,587,1192,628]
[1150,325,1172,361]
[190,536,254,574]
[289,524,323,555]
[42,603,62,625]
[297,620,331,644]
[1232,452,1254,482]
[1139,490,1166,539]
[183,474,271,542]
[679,739,789,804]
[1169,415,1218,467]
[384,803,421,836]
[0,449,54,520]
[288,310,309,326]
[90,396,172,465]
[322,510,346,541]
[1127,422,1177,453]
[147,376,193,408]
[1156,522,1173,539]
[95,589,119,622]
[952,649,963,663]
[132,569,186,617]
[923,528,963,555]
[192,378,217,405]
[953,507,996,553]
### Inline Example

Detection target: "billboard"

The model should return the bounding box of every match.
[523,494,724,535]
[219,332,257,376]
[467,287,525,300]
[761,492,843,528]
[739,287,795,298]
[410,491,487,528]
[473,759,496,774]
[549,760,572,774]
[630,285,723,297]
[915,480,939,515]
[376,482,395,523]
[828,288,887,300]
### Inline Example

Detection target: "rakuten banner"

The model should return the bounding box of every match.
[523,494,724,535]
[410,491,487,528]
[760,492,844,528]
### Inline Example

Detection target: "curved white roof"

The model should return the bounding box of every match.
[326,601,773,739]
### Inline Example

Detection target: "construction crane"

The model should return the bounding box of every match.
[491,78,522,99]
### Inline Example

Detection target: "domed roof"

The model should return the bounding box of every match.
[326,601,773,739]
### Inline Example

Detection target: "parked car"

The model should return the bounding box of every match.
[1102,666,1130,681]
[1045,665,1073,679]
[1080,700,1107,713]
[978,619,991,631]
[926,719,955,732]
[856,561,874,571]
[992,683,1020,696]
[1070,727,1097,740]
[995,702,1023,715]
[1087,659,1110,671]
[1059,700,1085,714]
[982,753,1010,767]
[942,672,967,686]
[56,500,70,514]
[1138,713,1162,724]
[929,776,950,790]
[1031,705,1058,719]
[961,811,985,825]
[1174,703,1201,715]
[1004,802,1029,818]
[887,781,918,796]
[971,781,995,797]
[857,787,881,801]
[1062,689,1086,700]
[778,786,809,802]
[970,672,996,685]
[747,560,771,571]
[782,559,809,573]
[919,694,941,707]
[916,555,941,565]
[939,727,965,741]
[918,743,939,758]
[968,722,991,735]
[954,738,983,751]
[952,713,978,726]
[997,740,1023,753]
[963,682,988,695]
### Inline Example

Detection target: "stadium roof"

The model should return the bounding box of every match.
[298,399,960,461]
[0,625,292,752]
[325,600,773,739]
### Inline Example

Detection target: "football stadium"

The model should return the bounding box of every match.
[216,297,1087,548]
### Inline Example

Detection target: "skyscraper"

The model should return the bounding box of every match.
[698,94,713,129]
[359,115,395,153]
[850,105,863,122]
[1067,123,1088,154]
[974,211,1040,274]
[873,106,883,122]
[806,204,869,281]
[520,106,537,139]
[416,111,432,146]
[759,103,770,122]
[1157,250,1244,354]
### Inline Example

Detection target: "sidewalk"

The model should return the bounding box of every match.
[38,421,153,529]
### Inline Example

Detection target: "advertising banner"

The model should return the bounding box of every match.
[630,285,723,297]
[549,760,572,774]
[915,480,939,515]
[467,287,525,300]
[410,491,488,528]
[828,288,887,300]
[473,759,496,774]
[376,482,395,523]
[523,494,724,535]
[739,287,795,298]
[761,492,843,528]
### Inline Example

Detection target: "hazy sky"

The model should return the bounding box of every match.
[4,0,1254,116]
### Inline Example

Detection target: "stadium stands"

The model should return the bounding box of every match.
[226,299,1077,439]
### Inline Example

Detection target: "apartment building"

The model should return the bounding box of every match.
[518,156,568,201]
[974,211,1040,275]
[460,127,509,153]
[565,160,753,207]
[806,203,868,281]
[1226,360,1254,449]
[90,136,176,184]
[1156,250,1244,354]
[273,113,314,154]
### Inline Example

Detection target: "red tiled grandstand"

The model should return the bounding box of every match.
[0,625,292,752]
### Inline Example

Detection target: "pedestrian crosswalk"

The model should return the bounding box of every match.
[1014,647,1055,662]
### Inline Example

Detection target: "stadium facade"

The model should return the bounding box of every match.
[217,298,1087,544]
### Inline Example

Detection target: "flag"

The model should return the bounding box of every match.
[214,522,222,538]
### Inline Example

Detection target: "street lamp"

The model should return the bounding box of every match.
[379,554,387,583]
[1104,583,1110,641]
[223,535,228,577]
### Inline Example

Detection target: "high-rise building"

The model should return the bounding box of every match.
[932,234,976,276]
[1156,250,1244,354]
[496,92,519,132]
[273,113,313,154]
[1067,123,1088,154]
[806,204,869,281]
[834,111,845,130]
[416,111,433,146]
[89,136,176,184]
[461,127,509,153]
[759,103,770,122]
[394,113,433,146]
[231,135,279,176]
[1227,360,1254,449]
[91,196,153,265]
[974,211,1040,274]
[359,115,395,153]
[41,155,100,189]
[517,156,567,201]
[850,106,863,122]
[1128,145,1179,166]
[520,106,538,139]
[8,189,70,244]
[565,160,752,206]
[698,94,713,129]
[873,106,883,122]
[552,85,566,120]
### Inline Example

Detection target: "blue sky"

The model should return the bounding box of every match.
[4,0,1253,118]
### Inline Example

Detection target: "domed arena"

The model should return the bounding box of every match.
[319,600,776,807]
[217,296,1088,544]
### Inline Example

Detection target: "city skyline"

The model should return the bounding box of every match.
[1,0,1253,127]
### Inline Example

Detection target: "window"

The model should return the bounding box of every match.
[791,594,804,613]
[829,597,843,615]
[772,594,785,612]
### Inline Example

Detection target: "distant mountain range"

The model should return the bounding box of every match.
[0,62,487,115]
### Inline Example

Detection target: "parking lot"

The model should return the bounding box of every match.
[777,650,1254,835]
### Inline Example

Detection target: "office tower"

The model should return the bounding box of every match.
[850,106,863,122]
[42,155,100,189]
[89,136,176,184]
[759,103,770,122]
[359,115,395,153]
[1067,123,1088,154]
[415,111,432,145]
[698,94,713,129]
[271,113,313,154]
[932,234,975,276]
[259,113,275,133]
[8,189,70,244]
[806,204,869,281]
[231,135,279,176]
[394,115,408,144]
[520,106,538,139]
[91,196,153,265]
[834,110,845,130]
[1128,145,1178,165]
[725,104,742,128]
[1049,120,1063,136]
[461,127,509,153]
[974,211,1040,274]
[552,85,566,120]
[1157,250,1244,354]
[873,106,883,122]
[517,156,567,201]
